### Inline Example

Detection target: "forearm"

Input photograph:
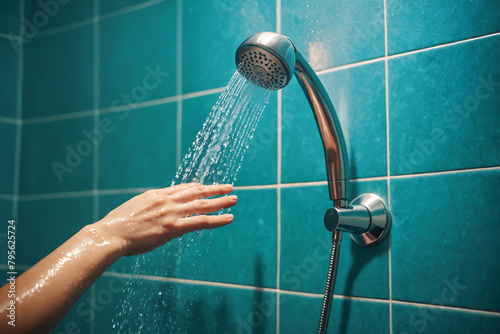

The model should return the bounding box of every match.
[0,223,125,333]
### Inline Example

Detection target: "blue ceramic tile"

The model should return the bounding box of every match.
[52,288,92,334]
[181,92,278,186]
[387,0,500,54]
[95,276,277,333]
[20,116,94,194]
[391,170,500,312]
[0,39,19,119]
[0,199,13,218]
[280,294,390,334]
[0,123,16,193]
[136,188,278,288]
[17,196,93,266]
[182,0,275,93]
[24,0,93,32]
[280,181,390,299]
[100,0,152,14]
[99,1,176,109]
[282,0,385,70]
[282,61,387,184]
[0,1,21,34]
[393,303,500,334]
[98,103,177,189]
[389,35,500,175]
[23,26,94,118]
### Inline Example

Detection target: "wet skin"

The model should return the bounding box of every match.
[0,183,237,333]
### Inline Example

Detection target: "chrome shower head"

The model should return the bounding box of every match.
[235,32,295,90]
[236,32,350,204]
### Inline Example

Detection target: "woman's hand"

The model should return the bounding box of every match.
[93,183,237,257]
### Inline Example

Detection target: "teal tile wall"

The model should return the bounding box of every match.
[99,1,176,108]
[0,39,19,119]
[24,0,93,32]
[282,61,387,183]
[387,0,500,54]
[98,103,177,189]
[391,170,500,312]
[0,123,16,193]
[6,0,500,333]
[280,294,390,334]
[282,0,385,69]
[95,275,277,333]
[0,1,20,35]
[182,0,275,93]
[393,303,500,334]
[0,0,20,272]
[17,196,93,266]
[23,26,94,118]
[389,35,500,175]
[20,116,94,194]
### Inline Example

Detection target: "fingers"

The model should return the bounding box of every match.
[177,214,234,231]
[180,195,238,215]
[158,183,201,195]
[171,184,234,202]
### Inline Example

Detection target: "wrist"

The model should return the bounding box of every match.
[83,220,127,259]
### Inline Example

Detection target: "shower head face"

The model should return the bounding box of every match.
[235,32,296,90]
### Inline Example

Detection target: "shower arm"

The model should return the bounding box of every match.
[294,51,349,207]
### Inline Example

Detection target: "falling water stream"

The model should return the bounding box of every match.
[112,70,271,333]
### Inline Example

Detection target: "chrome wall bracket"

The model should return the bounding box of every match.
[324,193,391,246]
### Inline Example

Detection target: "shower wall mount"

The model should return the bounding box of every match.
[235,32,391,333]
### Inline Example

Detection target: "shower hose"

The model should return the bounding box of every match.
[317,230,342,334]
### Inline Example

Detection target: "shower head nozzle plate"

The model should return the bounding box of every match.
[235,45,291,91]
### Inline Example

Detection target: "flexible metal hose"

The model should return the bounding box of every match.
[317,230,342,334]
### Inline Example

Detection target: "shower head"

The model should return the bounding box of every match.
[235,32,295,90]
[236,32,350,204]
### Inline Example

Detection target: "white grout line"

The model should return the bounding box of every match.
[92,12,101,334]
[16,165,500,201]
[280,180,328,188]
[22,109,96,124]
[176,0,183,167]
[36,0,167,38]
[385,31,500,60]
[317,31,500,76]
[180,86,226,100]
[276,3,282,332]
[19,190,95,201]
[37,18,96,38]
[391,299,500,317]
[13,0,25,220]
[384,1,393,333]
[317,56,385,75]
[0,116,21,125]
[0,32,25,42]
[276,83,283,334]
[98,0,166,22]
[21,87,226,125]
[100,271,500,317]
[389,165,500,180]
[0,194,16,200]
[92,0,101,196]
